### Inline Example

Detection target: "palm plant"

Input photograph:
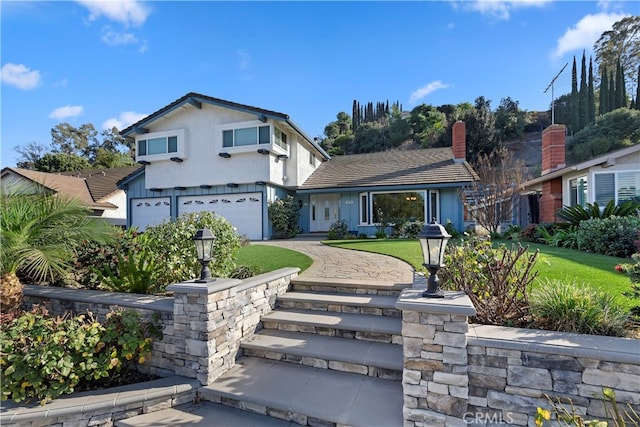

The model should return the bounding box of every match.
[556,200,639,226]
[1,184,115,313]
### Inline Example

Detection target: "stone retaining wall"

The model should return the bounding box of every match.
[22,267,299,383]
[396,289,640,427]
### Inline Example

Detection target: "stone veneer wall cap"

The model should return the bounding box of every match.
[468,324,640,365]
[395,289,476,316]
[23,285,174,313]
[236,267,300,293]
[167,278,242,294]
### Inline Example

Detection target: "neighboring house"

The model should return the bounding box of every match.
[1,166,139,226]
[118,92,479,240]
[519,124,640,224]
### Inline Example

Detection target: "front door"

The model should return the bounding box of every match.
[310,194,339,232]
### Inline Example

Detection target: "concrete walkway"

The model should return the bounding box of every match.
[256,235,415,285]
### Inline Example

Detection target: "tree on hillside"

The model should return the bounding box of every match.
[33,152,93,173]
[550,94,572,126]
[571,57,579,133]
[409,104,447,148]
[568,108,640,162]
[588,56,595,123]
[462,149,527,235]
[599,66,609,115]
[594,16,640,94]
[14,123,134,171]
[14,142,49,170]
[578,51,588,130]
[464,96,497,164]
[494,97,527,142]
[388,104,411,147]
[635,64,640,109]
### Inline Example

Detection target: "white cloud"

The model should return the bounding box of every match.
[462,0,552,20]
[102,111,148,131]
[551,12,628,58]
[49,105,84,120]
[75,0,150,27]
[101,27,139,46]
[408,81,450,105]
[1,63,42,90]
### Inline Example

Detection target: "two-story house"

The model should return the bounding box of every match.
[118,93,479,240]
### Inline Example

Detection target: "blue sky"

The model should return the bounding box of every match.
[2,1,639,168]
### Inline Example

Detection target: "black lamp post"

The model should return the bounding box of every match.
[417,220,451,298]
[193,228,216,283]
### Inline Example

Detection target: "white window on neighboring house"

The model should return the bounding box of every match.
[594,171,640,206]
[136,129,184,162]
[569,176,588,207]
[219,123,289,156]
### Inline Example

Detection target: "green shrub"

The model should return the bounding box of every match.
[557,200,640,226]
[96,233,160,294]
[143,211,241,288]
[577,215,640,258]
[530,279,630,337]
[440,237,538,326]
[0,308,161,405]
[267,195,299,238]
[400,221,425,239]
[327,220,349,240]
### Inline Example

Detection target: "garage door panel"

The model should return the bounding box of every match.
[131,197,170,232]
[178,193,262,240]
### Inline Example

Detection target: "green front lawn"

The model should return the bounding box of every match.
[324,238,635,304]
[237,244,313,275]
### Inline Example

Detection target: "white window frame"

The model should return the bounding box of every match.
[136,129,185,163]
[593,170,640,206]
[219,121,289,156]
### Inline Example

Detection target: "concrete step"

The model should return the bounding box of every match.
[261,309,402,344]
[277,291,401,317]
[291,278,408,296]
[199,357,403,427]
[241,329,402,380]
[117,401,295,426]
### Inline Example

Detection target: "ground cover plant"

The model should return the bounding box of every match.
[0,307,162,405]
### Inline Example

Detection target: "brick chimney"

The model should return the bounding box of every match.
[541,124,566,175]
[452,120,466,163]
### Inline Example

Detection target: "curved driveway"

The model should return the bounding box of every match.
[256,236,415,286]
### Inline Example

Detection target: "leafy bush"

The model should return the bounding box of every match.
[439,238,538,326]
[327,220,349,240]
[268,195,299,238]
[530,279,630,337]
[97,233,160,294]
[0,308,162,404]
[400,221,425,239]
[557,200,640,226]
[143,211,241,288]
[577,215,640,258]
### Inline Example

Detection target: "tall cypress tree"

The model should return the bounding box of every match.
[599,66,608,115]
[615,58,623,109]
[578,51,588,130]
[619,63,627,108]
[609,70,616,111]
[588,56,595,123]
[571,56,579,132]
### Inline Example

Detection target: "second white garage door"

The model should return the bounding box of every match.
[178,193,263,240]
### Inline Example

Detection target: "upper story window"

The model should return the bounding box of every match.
[219,122,289,156]
[136,129,184,162]
[223,125,270,148]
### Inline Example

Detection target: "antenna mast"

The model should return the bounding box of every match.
[544,62,568,125]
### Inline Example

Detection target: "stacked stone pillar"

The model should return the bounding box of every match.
[396,289,476,427]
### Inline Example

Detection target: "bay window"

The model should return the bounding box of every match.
[359,190,439,225]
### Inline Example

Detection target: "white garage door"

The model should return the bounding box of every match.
[131,197,171,231]
[178,193,263,240]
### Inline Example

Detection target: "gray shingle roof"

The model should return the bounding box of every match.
[299,148,478,190]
